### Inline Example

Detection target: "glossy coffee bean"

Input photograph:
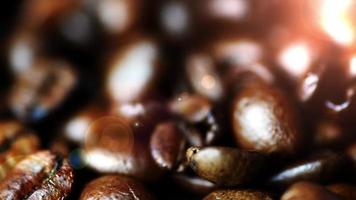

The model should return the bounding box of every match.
[105,38,162,104]
[186,146,266,186]
[79,175,153,200]
[231,80,302,154]
[83,116,163,181]
[0,121,39,180]
[9,58,77,122]
[173,174,216,195]
[327,184,356,200]
[203,189,273,200]
[281,182,341,200]
[169,93,212,123]
[150,121,186,170]
[0,151,74,200]
[268,152,348,188]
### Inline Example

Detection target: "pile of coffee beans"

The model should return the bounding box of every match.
[1,0,356,199]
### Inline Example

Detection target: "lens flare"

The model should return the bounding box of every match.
[320,0,355,46]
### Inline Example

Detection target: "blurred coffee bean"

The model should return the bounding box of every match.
[327,183,356,200]
[203,189,273,200]
[84,0,141,37]
[79,175,153,200]
[83,116,163,181]
[7,31,42,74]
[346,142,356,175]
[0,121,39,180]
[231,80,303,155]
[64,105,107,144]
[150,121,186,170]
[281,182,341,200]
[0,151,74,200]
[105,38,162,104]
[158,0,192,41]
[185,53,224,101]
[173,174,216,195]
[186,146,266,186]
[268,152,349,188]
[9,58,77,122]
[169,93,212,123]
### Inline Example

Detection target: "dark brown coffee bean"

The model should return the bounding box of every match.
[0,151,73,200]
[173,174,216,195]
[9,58,77,121]
[281,182,341,200]
[0,121,39,180]
[203,189,273,200]
[327,184,356,200]
[84,116,163,181]
[231,81,302,154]
[186,146,266,186]
[269,152,348,188]
[105,38,161,104]
[150,121,186,170]
[313,119,346,147]
[186,53,224,101]
[169,93,212,123]
[79,175,153,200]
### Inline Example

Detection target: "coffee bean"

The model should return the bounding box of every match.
[281,182,341,200]
[0,121,39,180]
[186,146,266,186]
[83,116,163,181]
[9,58,77,122]
[105,38,162,104]
[231,80,302,154]
[150,121,186,170]
[79,175,153,200]
[173,174,216,195]
[203,189,273,200]
[268,152,349,188]
[0,151,73,200]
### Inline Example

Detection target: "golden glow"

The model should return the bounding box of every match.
[279,42,312,78]
[201,75,216,90]
[320,0,355,46]
[350,56,356,76]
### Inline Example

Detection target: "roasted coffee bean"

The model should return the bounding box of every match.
[79,175,153,200]
[9,58,77,122]
[169,93,212,123]
[83,116,163,181]
[268,152,349,188]
[185,53,224,101]
[313,119,347,148]
[173,174,216,195]
[105,38,162,104]
[203,189,273,200]
[150,121,186,170]
[85,0,141,37]
[327,183,356,200]
[231,80,302,155]
[0,151,73,200]
[186,146,266,186]
[281,182,341,200]
[0,121,39,180]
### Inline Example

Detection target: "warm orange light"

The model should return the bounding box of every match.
[350,56,356,76]
[320,0,355,46]
[279,42,312,78]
